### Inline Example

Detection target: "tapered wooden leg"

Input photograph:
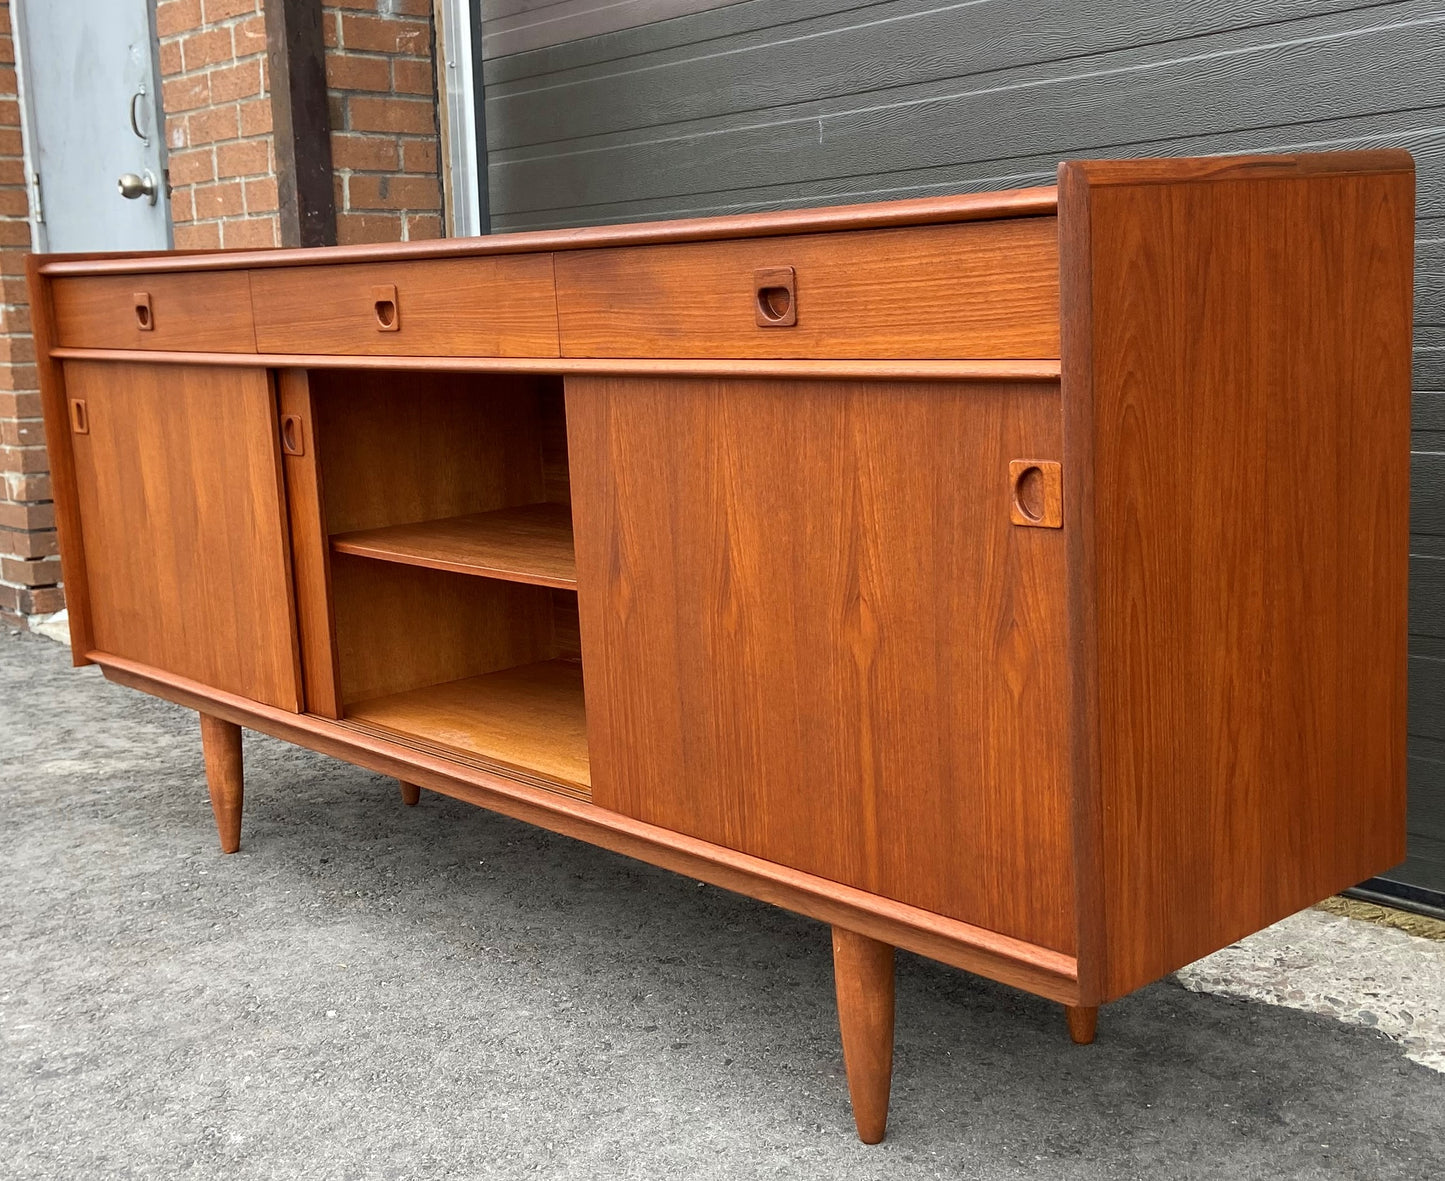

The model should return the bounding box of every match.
[199,713,243,854]
[399,780,421,806]
[832,926,895,1144]
[1065,1004,1098,1045]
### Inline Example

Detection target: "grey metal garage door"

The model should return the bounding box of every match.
[479,0,1445,898]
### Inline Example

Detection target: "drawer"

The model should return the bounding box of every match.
[555,218,1060,360]
[250,256,559,357]
[50,271,257,352]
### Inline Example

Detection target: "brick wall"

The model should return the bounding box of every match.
[158,0,280,250]
[324,0,443,244]
[0,0,59,630]
[0,0,445,630]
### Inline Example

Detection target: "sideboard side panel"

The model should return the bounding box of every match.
[568,375,1076,953]
[1062,154,1415,999]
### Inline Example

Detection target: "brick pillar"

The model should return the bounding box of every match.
[158,0,281,249]
[323,1,443,243]
[0,0,61,632]
[0,0,445,632]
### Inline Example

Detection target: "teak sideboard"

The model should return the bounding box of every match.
[30,153,1413,1143]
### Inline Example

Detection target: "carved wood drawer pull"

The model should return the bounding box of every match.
[1009,460,1062,528]
[133,291,154,331]
[754,267,796,327]
[280,414,304,456]
[68,398,88,434]
[373,284,400,331]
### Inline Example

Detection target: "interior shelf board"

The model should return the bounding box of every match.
[343,659,590,793]
[330,502,576,589]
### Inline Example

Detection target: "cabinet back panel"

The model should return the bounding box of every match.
[569,377,1074,952]
[309,369,558,536]
[63,361,301,710]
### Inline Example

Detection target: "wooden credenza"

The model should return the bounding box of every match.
[30,153,1414,1143]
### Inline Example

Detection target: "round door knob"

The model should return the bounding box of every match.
[117,171,158,205]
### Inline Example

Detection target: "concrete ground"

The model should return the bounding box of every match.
[2,631,1443,1181]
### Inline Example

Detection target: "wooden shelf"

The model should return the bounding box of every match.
[344,660,589,794]
[330,502,575,589]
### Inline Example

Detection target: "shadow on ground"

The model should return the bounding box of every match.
[2,632,1442,1180]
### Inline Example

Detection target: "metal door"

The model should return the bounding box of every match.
[17,0,171,251]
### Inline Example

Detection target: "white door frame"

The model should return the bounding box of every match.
[436,0,487,236]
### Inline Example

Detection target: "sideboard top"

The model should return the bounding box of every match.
[33,148,1412,279]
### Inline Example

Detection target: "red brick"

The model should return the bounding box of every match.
[0,500,54,530]
[159,40,183,76]
[340,15,430,56]
[187,104,240,145]
[202,0,258,20]
[243,175,277,213]
[174,221,222,250]
[391,57,435,96]
[0,442,47,472]
[5,474,50,502]
[322,10,340,48]
[215,137,269,178]
[193,180,244,219]
[238,98,272,137]
[233,13,266,56]
[346,173,440,212]
[220,215,278,250]
[169,187,195,223]
[0,391,40,417]
[0,187,29,217]
[20,585,67,614]
[0,220,30,246]
[169,147,216,186]
[326,52,391,92]
[400,138,437,174]
[0,527,58,560]
[0,418,42,447]
[180,28,233,72]
[336,211,403,245]
[330,133,398,172]
[0,335,35,364]
[164,73,211,113]
[0,364,38,393]
[405,212,442,241]
[1,555,60,585]
[0,97,20,130]
[156,0,203,39]
[0,128,22,156]
[347,95,435,135]
[210,59,262,103]
[0,303,31,333]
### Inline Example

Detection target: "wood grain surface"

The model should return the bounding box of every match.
[331,502,576,589]
[63,361,301,711]
[51,272,258,352]
[250,256,559,357]
[555,219,1059,359]
[1060,152,1415,999]
[569,375,1075,952]
[344,659,590,793]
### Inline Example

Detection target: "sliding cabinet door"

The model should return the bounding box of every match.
[65,360,302,711]
[567,376,1075,953]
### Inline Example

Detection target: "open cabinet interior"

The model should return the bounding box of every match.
[302,368,588,798]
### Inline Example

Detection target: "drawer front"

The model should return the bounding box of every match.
[250,256,559,357]
[51,271,257,352]
[555,218,1060,359]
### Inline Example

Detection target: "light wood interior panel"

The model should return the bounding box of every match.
[64,360,300,710]
[309,369,563,535]
[330,555,559,706]
[568,376,1074,952]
